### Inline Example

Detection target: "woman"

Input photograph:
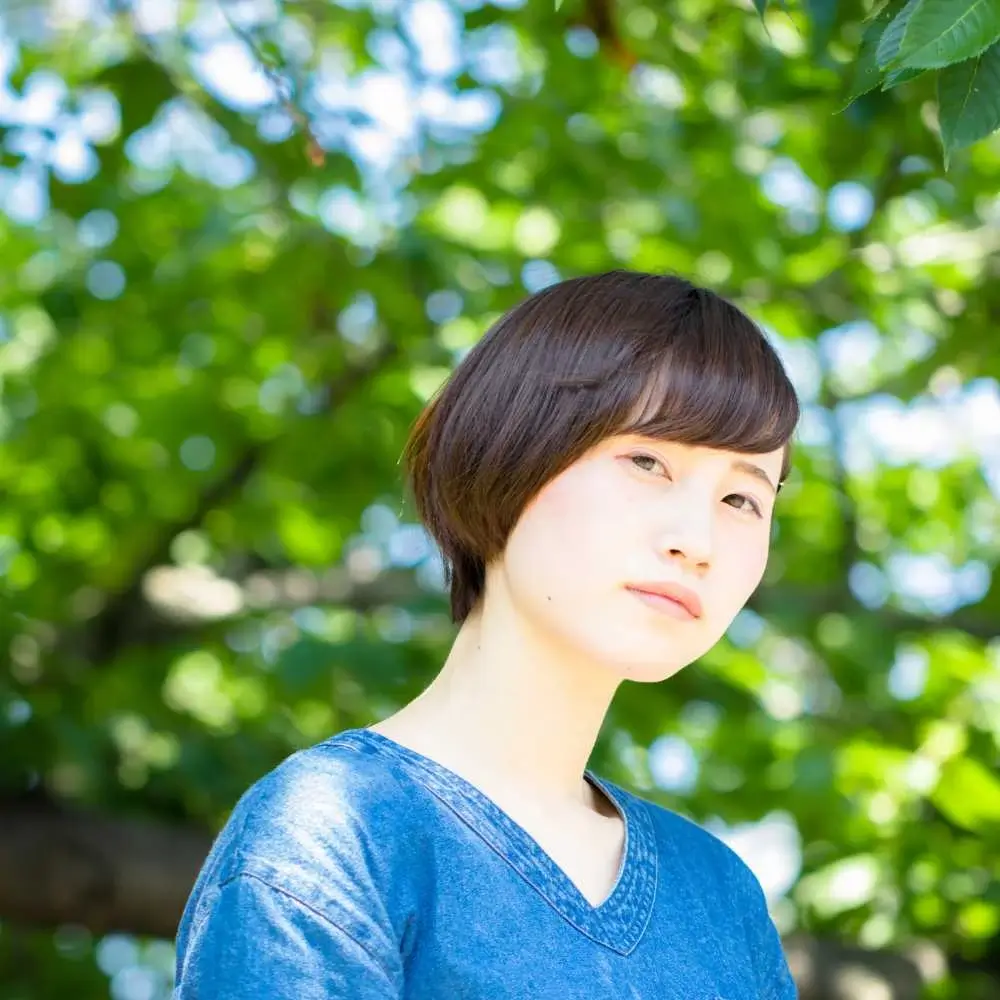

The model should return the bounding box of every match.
[173,270,800,998]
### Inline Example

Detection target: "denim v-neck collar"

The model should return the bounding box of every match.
[327,727,658,956]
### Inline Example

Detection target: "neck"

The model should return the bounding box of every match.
[383,582,623,810]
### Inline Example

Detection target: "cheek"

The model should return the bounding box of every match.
[504,471,615,589]
[518,464,613,538]
[512,480,588,565]
[524,473,577,525]
[720,528,770,601]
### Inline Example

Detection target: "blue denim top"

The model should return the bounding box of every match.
[173,728,797,999]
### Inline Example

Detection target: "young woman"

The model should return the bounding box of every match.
[173,270,800,998]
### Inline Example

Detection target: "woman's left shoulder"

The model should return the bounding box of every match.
[622,788,797,998]
[625,788,771,904]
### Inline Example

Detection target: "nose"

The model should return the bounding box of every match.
[654,498,714,570]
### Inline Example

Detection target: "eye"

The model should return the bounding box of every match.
[629,453,669,476]
[725,493,763,519]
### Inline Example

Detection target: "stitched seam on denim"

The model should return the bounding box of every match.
[626,797,658,952]
[331,730,658,955]
[318,738,431,964]
[218,870,399,989]
[390,757,628,949]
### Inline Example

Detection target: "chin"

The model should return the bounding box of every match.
[614,656,694,685]
[572,634,698,684]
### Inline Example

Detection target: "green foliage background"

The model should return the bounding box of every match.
[0,0,998,997]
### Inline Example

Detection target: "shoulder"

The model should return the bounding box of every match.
[233,736,414,848]
[623,785,770,907]
[186,735,426,925]
[175,739,421,985]
[609,785,795,997]
[625,788,792,991]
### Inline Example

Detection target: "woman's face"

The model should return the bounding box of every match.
[493,434,786,683]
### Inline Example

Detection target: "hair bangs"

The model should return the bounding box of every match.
[622,333,797,483]
[544,286,799,484]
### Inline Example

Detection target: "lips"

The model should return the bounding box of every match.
[625,582,703,619]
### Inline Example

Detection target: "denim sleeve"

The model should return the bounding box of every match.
[754,901,797,1000]
[173,872,402,999]
[742,869,797,1000]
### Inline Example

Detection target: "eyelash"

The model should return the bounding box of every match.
[628,453,764,519]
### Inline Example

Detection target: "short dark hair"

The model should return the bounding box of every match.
[403,270,800,624]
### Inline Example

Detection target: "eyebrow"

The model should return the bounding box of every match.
[731,460,778,495]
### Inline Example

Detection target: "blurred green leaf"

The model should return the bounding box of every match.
[805,0,840,54]
[932,757,1000,833]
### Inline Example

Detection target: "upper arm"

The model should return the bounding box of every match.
[734,862,797,1000]
[751,897,797,1000]
[174,871,403,1000]
[173,746,420,999]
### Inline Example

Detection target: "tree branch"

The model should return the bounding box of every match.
[64,559,997,651]
[215,0,326,165]
[68,339,399,668]
[49,560,998,657]
[748,586,997,640]
[0,796,210,939]
[110,0,325,165]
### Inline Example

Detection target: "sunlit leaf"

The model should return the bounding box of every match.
[841,0,909,107]
[932,757,1000,832]
[875,0,923,70]
[938,40,1000,166]
[889,0,1000,71]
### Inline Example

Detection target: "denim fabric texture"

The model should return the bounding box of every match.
[173,728,797,999]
